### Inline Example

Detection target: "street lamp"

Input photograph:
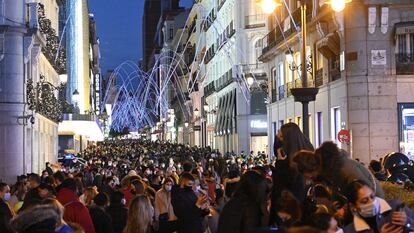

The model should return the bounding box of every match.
[326,0,352,12]
[194,108,200,117]
[259,0,350,138]
[184,122,189,127]
[246,76,255,86]
[257,0,280,14]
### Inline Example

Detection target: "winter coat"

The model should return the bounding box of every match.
[106,203,128,233]
[217,195,264,233]
[171,186,209,233]
[10,205,59,233]
[155,189,177,221]
[89,206,113,233]
[57,187,96,233]
[322,151,384,198]
[0,198,13,233]
[344,199,414,233]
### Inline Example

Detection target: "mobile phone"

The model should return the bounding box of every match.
[396,203,405,212]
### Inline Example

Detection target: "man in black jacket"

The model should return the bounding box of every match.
[106,191,128,233]
[171,172,209,233]
[0,183,13,233]
[89,193,113,233]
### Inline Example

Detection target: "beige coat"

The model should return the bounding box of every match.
[155,189,177,221]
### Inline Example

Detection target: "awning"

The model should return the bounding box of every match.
[395,21,414,35]
[58,120,104,141]
[317,32,340,58]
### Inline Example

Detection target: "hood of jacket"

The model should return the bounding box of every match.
[57,188,79,205]
[11,205,59,233]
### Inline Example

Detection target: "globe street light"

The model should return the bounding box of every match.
[327,0,352,12]
[258,0,280,14]
[247,76,255,86]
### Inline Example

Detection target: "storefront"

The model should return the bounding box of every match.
[248,118,268,155]
[399,103,414,160]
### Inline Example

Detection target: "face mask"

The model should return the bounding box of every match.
[165,185,172,192]
[121,198,126,206]
[184,186,193,193]
[196,185,201,192]
[4,192,11,201]
[336,228,344,233]
[358,198,380,218]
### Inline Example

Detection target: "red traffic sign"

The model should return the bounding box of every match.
[338,129,350,143]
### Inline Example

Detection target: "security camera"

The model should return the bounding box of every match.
[30,116,35,125]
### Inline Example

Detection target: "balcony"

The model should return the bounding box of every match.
[260,6,312,58]
[217,0,226,11]
[271,89,277,102]
[242,63,267,78]
[396,53,414,75]
[62,114,96,121]
[216,69,233,91]
[245,14,266,29]
[204,82,216,97]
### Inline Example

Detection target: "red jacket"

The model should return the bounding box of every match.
[121,187,134,208]
[57,188,96,233]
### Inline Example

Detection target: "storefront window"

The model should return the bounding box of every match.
[399,104,414,160]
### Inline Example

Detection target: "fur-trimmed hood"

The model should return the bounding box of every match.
[11,205,60,233]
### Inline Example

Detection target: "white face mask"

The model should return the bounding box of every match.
[335,228,344,233]
[358,198,380,218]
[4,192,11,201]
[165,185,172,192]
[121,198,126,206]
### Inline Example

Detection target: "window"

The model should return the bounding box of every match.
[169,25,174,40]
[278,62,284,86]
[331,107,341,145]
[315,112,323,147]
[396,32,414,75]
[255,40,263,61]
[399,103,414,160]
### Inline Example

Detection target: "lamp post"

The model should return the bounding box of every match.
[259,0,350,138]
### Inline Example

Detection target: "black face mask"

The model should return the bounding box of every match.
[184,186,193,193]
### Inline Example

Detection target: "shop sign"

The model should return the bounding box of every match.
[193,125,201,131]
[251,120,267,129]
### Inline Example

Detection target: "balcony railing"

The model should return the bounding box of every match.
[271,89,277,102]
[62,114,96,121]
[287,82,293,97]
[315,68,324,87]
[216,69,233,91]
[204,82,216,97]
[261,6,312,57]
[330,69,341,81]
[242,63,267,78]
[245,14,266,29]
[396,53,414,75]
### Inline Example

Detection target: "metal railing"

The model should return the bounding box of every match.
[245,14,266,29]
[396,53,414,75]
[315,68,324,87]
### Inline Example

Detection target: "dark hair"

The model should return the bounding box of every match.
[131,179,145,195]
[60,178,77,193]
[280,123,314,166]
[345,180,372,204]
[183,161,193,172]
[94,193,109,206]
[53,171,65,183]
[0,182,8,192]
[28,173,41,184]
[309,213,333,231]
[180,172,195,183]
[369,160,382,173]
[110,191,125,204]
[38,183,56,196]
[233,171,268,204]
[293,150,319,174]
[275,190,302,222]
[315,141,343,177]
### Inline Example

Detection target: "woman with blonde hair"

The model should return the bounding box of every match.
[124,195,154,233]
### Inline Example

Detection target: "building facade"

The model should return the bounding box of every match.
[260,0,414,163]
[0,0,66,182]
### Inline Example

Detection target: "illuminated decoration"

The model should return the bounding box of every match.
[101,3,263,132]
[250,120,268,129]
[38,3,66,74]
[247,76,255,86]
[27,75,64,122]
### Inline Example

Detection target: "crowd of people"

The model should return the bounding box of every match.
[0,122,413,233]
